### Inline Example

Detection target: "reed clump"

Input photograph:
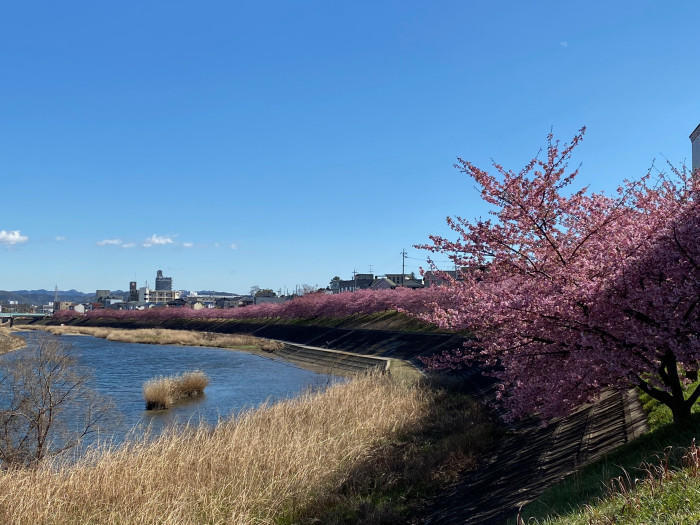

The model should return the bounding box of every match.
[0,374,447,523]
[143,370,209,410]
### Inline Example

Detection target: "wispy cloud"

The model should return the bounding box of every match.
[55,236,67,242]
[183,242,194,248]
[0,230,28,246]
[143,234,175,248]
[559,41,568,48]
[230,243,238,250]
[97,239,123,246]
[121,242,136,249]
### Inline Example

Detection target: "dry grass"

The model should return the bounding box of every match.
[143,371,210,410]
[0,328,25,354]
[142,377,175,410]
[19,325,283,352]
[177,370,209,395]
[0,374,447,524]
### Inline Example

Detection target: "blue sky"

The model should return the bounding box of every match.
[1,1,699,293]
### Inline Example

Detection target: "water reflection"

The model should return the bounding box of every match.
[14,331,340,449]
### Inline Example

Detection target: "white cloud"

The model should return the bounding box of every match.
[55,236,67,242]
[230,243,238,250]
[183,242,194,248]
[97,239,123,246]
[0,230,28,246]
[121,243,136,249]
[143,234,175,248]
[560,41,568,48]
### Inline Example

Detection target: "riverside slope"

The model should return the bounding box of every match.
[32,316,647,523]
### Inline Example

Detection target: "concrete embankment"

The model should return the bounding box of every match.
[424,388,648,524]
[272,343,390,375]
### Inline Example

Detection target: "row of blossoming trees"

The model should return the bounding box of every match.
[417,128,699,425]
[54,287,448,323]
[56,129,698,425]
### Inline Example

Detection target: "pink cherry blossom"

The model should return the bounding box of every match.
[417,129,699,423]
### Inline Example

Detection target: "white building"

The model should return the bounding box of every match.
[691,123,700,173]
[138,287,182,304]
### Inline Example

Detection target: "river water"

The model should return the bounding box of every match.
[12,331,339,449]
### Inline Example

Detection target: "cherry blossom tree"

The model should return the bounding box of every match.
[418,129,699,424]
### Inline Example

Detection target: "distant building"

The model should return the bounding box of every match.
[330,274,375,293]
[369,278,396,290]
[254,296,288,305]
[215,296,254,308]
[138,287,181,304]
[423,270,460,288]
[166,298,188,308]
[155,270,173,291]
[369,275,424,290]
[54,301,74,312]
[691,123,700,173]
[96,290,110,302]
[103,296,124,306]
[386,273,417,287]
[129,281,139,302]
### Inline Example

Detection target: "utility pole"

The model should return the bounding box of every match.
[400,249,407,286]
[368,264,374,276]
[352,269,358,292]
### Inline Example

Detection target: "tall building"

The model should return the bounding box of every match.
[129,281,139,302]
[155,270,172,291]
[691,123,700,173]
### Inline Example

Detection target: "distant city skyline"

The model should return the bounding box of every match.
[2,1,699,292]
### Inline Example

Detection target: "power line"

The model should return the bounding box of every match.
[400,249,407,284]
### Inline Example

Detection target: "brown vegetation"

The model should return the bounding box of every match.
[0,374,493,523]
[20,325,283,352]
[143,370,209,410]
[0,328,25,354]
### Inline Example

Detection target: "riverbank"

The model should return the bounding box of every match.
[18,324,399,378]
[19,324,283,353]
[0,373,495,523]
[27,315,468,369]
[0,328,25,354]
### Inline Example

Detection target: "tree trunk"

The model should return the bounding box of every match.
[638,351,700,426]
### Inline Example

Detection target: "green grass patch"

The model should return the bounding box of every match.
[519,385,700,524]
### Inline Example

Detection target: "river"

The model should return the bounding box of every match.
[12,331,340,449]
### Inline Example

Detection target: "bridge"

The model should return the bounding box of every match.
[0,312,49,327]
[0,313,49,318]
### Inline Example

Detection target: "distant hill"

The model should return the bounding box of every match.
[0,289,102,305]
[195,290,240,296]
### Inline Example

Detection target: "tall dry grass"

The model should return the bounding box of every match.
[0,374,432,524]
[0,328,25,354]
[143,370,209,410]
[20,325,283,352]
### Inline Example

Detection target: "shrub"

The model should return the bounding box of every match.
[143,370,209,410]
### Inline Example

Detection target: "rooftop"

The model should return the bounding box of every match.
[690,123,700,143]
